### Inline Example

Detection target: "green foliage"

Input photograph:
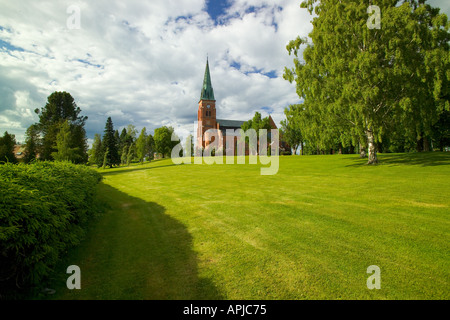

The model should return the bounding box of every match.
[102,148,110,169]
[51,120,81,162]
[147,134,155,160]
[70,123,89,164]
[0,132,17,164]
[154,126,179,158]
[88,134,103,167]
[241,112,272,154]
[102,117,120,168]
[114,130,120,150]
[136,128,149,163]
[118,128,128,160]
[34,92,88,163]
[126,143,136,166]
[0,161,102,297]
[117,126,138,163]
[126,124,138,141]
[431,109,450,151]
[241,112,272,134]
[121,146,128,165]
[285,0,450,163]
[23,125,41,164]
[281,105,304,155]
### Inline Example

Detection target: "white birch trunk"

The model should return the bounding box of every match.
[367,129,378,165]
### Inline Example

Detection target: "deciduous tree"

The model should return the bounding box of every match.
[88,134,103,167]
[284,0,449,164]
[136,127,149,163]
[154,126,179,158]
[52,120,80,162]
[281,105,304,155]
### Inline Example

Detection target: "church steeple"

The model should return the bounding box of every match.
[198,58,217,149]
[200,58,215,101]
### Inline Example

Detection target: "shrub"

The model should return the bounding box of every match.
[0,161,102,298]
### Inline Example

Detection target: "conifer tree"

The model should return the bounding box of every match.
[34,91,88,163]
[102,117,120,168]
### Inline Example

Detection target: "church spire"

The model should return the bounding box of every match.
[200,58,215,101]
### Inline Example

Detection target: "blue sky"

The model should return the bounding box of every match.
[206,0,231,21]
[0,0,309,145]
[0,0,449,145]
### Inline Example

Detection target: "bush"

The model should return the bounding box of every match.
[0,161,102,298]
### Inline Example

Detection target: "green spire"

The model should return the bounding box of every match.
[200,58,215,101]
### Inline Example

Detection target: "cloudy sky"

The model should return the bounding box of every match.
[1,0,449,146]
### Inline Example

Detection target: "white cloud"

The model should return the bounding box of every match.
[0,0,312,144]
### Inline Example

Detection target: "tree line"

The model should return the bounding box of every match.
[0,91,89,165]
[89,117,181,168]
[0,91,181,167]
[89,117,152,168]
[281,0,449,162]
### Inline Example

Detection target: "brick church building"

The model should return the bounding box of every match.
[196,59,279,153]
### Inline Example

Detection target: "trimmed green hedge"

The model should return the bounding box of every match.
[0,162,102,297]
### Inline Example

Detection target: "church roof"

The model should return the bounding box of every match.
[216,119,246,129]
[200,59,215,101]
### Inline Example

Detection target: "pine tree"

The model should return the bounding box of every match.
[34,91,88,163]
[102,117,120,168]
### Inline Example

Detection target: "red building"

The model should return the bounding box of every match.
[196,59,280,154]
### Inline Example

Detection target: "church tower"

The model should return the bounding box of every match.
[197,58,217,149]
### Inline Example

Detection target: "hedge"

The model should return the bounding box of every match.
[0,161,102,298]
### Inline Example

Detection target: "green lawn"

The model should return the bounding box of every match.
[40,153,450,300]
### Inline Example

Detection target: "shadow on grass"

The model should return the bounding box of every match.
[345,152,450,167]
[100,163,180,177]
[34,182,223,300]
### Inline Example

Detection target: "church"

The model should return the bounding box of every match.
[196,59,279,153]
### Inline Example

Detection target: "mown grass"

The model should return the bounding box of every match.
[40,153,450,300]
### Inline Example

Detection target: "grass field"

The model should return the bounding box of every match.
[39,153,450,300]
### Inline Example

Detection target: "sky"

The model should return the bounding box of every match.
[0,0,449,146]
